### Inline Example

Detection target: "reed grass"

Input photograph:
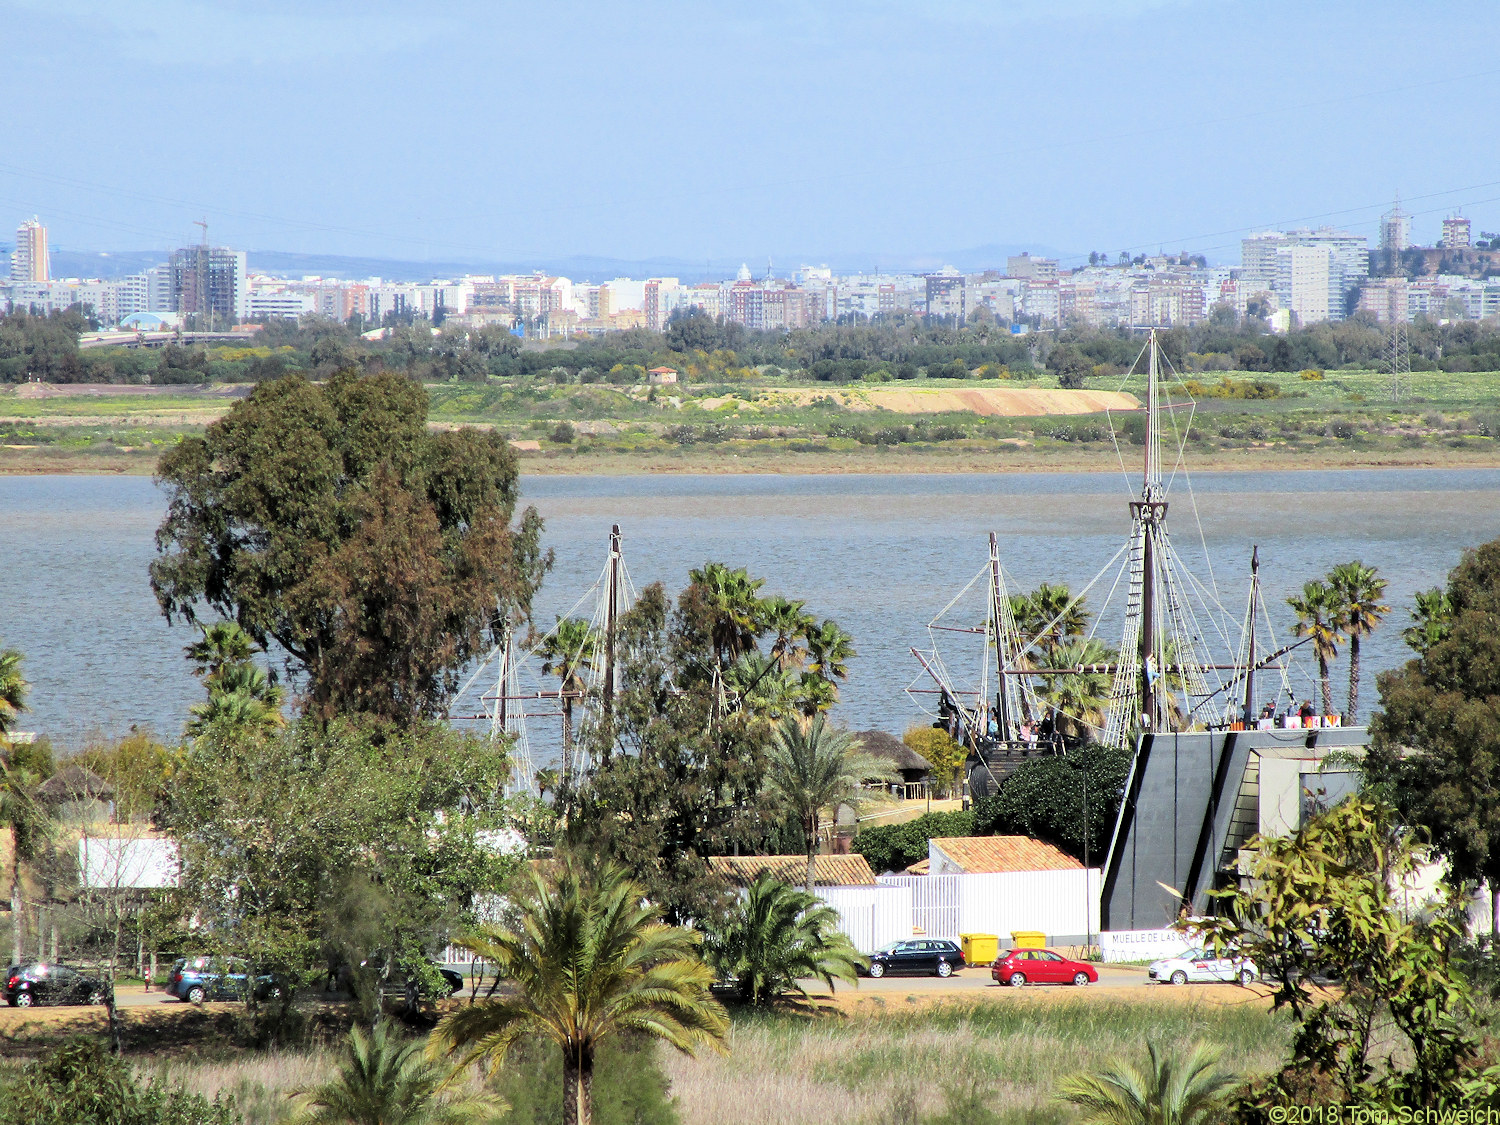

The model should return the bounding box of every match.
[663,996,1289,1125]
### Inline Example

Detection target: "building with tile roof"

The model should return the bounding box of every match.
[709,853,877,888]
[927,836,1081,875]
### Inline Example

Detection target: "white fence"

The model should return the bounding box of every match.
[871,871,1102,945]
[814,885,913,954]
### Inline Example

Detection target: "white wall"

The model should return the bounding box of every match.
[815,884,912,954]
[875,871,1101,943]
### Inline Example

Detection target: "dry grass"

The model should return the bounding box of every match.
[663,995,1290,1125]
[141,1049,335,1125]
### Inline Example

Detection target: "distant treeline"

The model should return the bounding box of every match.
[6,303,1500,386]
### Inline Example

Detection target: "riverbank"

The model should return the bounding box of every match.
[5,440,1500,477]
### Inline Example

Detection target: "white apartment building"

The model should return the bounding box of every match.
[1275,245,1333,325]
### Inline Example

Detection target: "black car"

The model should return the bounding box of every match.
[863,939,967,978]
[4,963,108,1007]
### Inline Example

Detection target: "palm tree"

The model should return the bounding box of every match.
[0,760,48,966]
[688,562,765,667]
[1403,586,1453,656]
[187,661,286,737]
[1328,561,1390,724]
[760,596,815,670]
[536,617,597,786]
[0,646,28,738]
[293,1019,504,1125]
[1036,638,1116,741]
[1288,579,1345,717]
[704,871,865,1005]
[803,620,856,689]
[1056,1041,1236,1125]
[429,863,728,1125]
[724,652,799,720]
[185,621,258,683]
[762,716,896,895]
[1010,583,1089,659]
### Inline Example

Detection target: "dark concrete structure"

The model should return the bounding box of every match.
[1100,726,1368,930]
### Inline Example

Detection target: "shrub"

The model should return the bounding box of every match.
[902,726,965,794]
[1,1038,238,1125]
[489,1034,679,1125]
[550,422,576,443]
[1299,368,1325,380]
[853,810,975,874]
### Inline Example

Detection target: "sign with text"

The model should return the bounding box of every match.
[1099,928,1196,963]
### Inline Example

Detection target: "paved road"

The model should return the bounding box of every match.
[827,963,1154,996]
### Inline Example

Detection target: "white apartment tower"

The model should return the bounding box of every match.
[11,217,48,283]
[1441,214,1472,250]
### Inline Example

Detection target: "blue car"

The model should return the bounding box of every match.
[165,956,287,1004]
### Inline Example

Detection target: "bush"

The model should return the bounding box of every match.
[853,810,975,874]
[0,1038,238,1125]
[902,726,965,793]
[490,1033,679,1125]
[549,422,576,443]
[971,743,1131,863]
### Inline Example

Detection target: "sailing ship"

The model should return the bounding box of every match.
[448,525,635,797]
[908,329,1368,928]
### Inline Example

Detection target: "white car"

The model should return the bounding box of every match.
[1148,947,1258,985]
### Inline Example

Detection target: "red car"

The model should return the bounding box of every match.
[992,948,1098,986]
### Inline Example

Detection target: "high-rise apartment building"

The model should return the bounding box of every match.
[1380,199,1411,252]
[1441,214,1472,250]
[11,218,48,283]
[1241,228,1366,319]
[168,244,248,325]
[1276,246,1333,325]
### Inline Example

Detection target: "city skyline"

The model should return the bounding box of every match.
[6,1,1500,264]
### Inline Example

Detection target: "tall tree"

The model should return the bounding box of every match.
[535,617,597,784]
[1288,579,1344,716]
[683,562,765,670]
[1328,560,1389,724]
[1035,637,1116,741]
[759,596,814,670]
[150,369,548,723]
[0,646,28,737]
[430,863,727,1125]
[762,717,895,895]
[0,759,47,966]
[1009,583,1089,659]
[1402,586,1452,655]
[803,620,856,692]
[1369,540,1500,935]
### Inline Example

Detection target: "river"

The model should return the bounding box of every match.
[0,469,1495,752]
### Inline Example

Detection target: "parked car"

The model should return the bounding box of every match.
[863,939,966,978]
[1148,947,1258,985]
[992,948,1098,987]
[324,960,464,1000]
[166,956,288,1004]
[4,962,108,1007]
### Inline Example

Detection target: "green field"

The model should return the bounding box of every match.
[4,368,1500,475]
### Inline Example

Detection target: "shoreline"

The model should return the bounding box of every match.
[4,444,1500,478]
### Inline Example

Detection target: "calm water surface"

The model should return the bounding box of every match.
[1,469,1496,753]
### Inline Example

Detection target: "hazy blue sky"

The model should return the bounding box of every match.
[7,0,1500,268]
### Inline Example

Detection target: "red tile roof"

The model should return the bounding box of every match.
[928,836,1082,873]
[709,854,877,887]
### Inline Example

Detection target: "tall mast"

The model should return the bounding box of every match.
[1242,546,1259,727]
[602,524,621,723]
[1134,330,1167,730]
[989,531,1009,742]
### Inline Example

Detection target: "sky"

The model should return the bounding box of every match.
[6,0,1500,270]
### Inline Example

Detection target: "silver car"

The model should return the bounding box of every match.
[1147,947,1258,985]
